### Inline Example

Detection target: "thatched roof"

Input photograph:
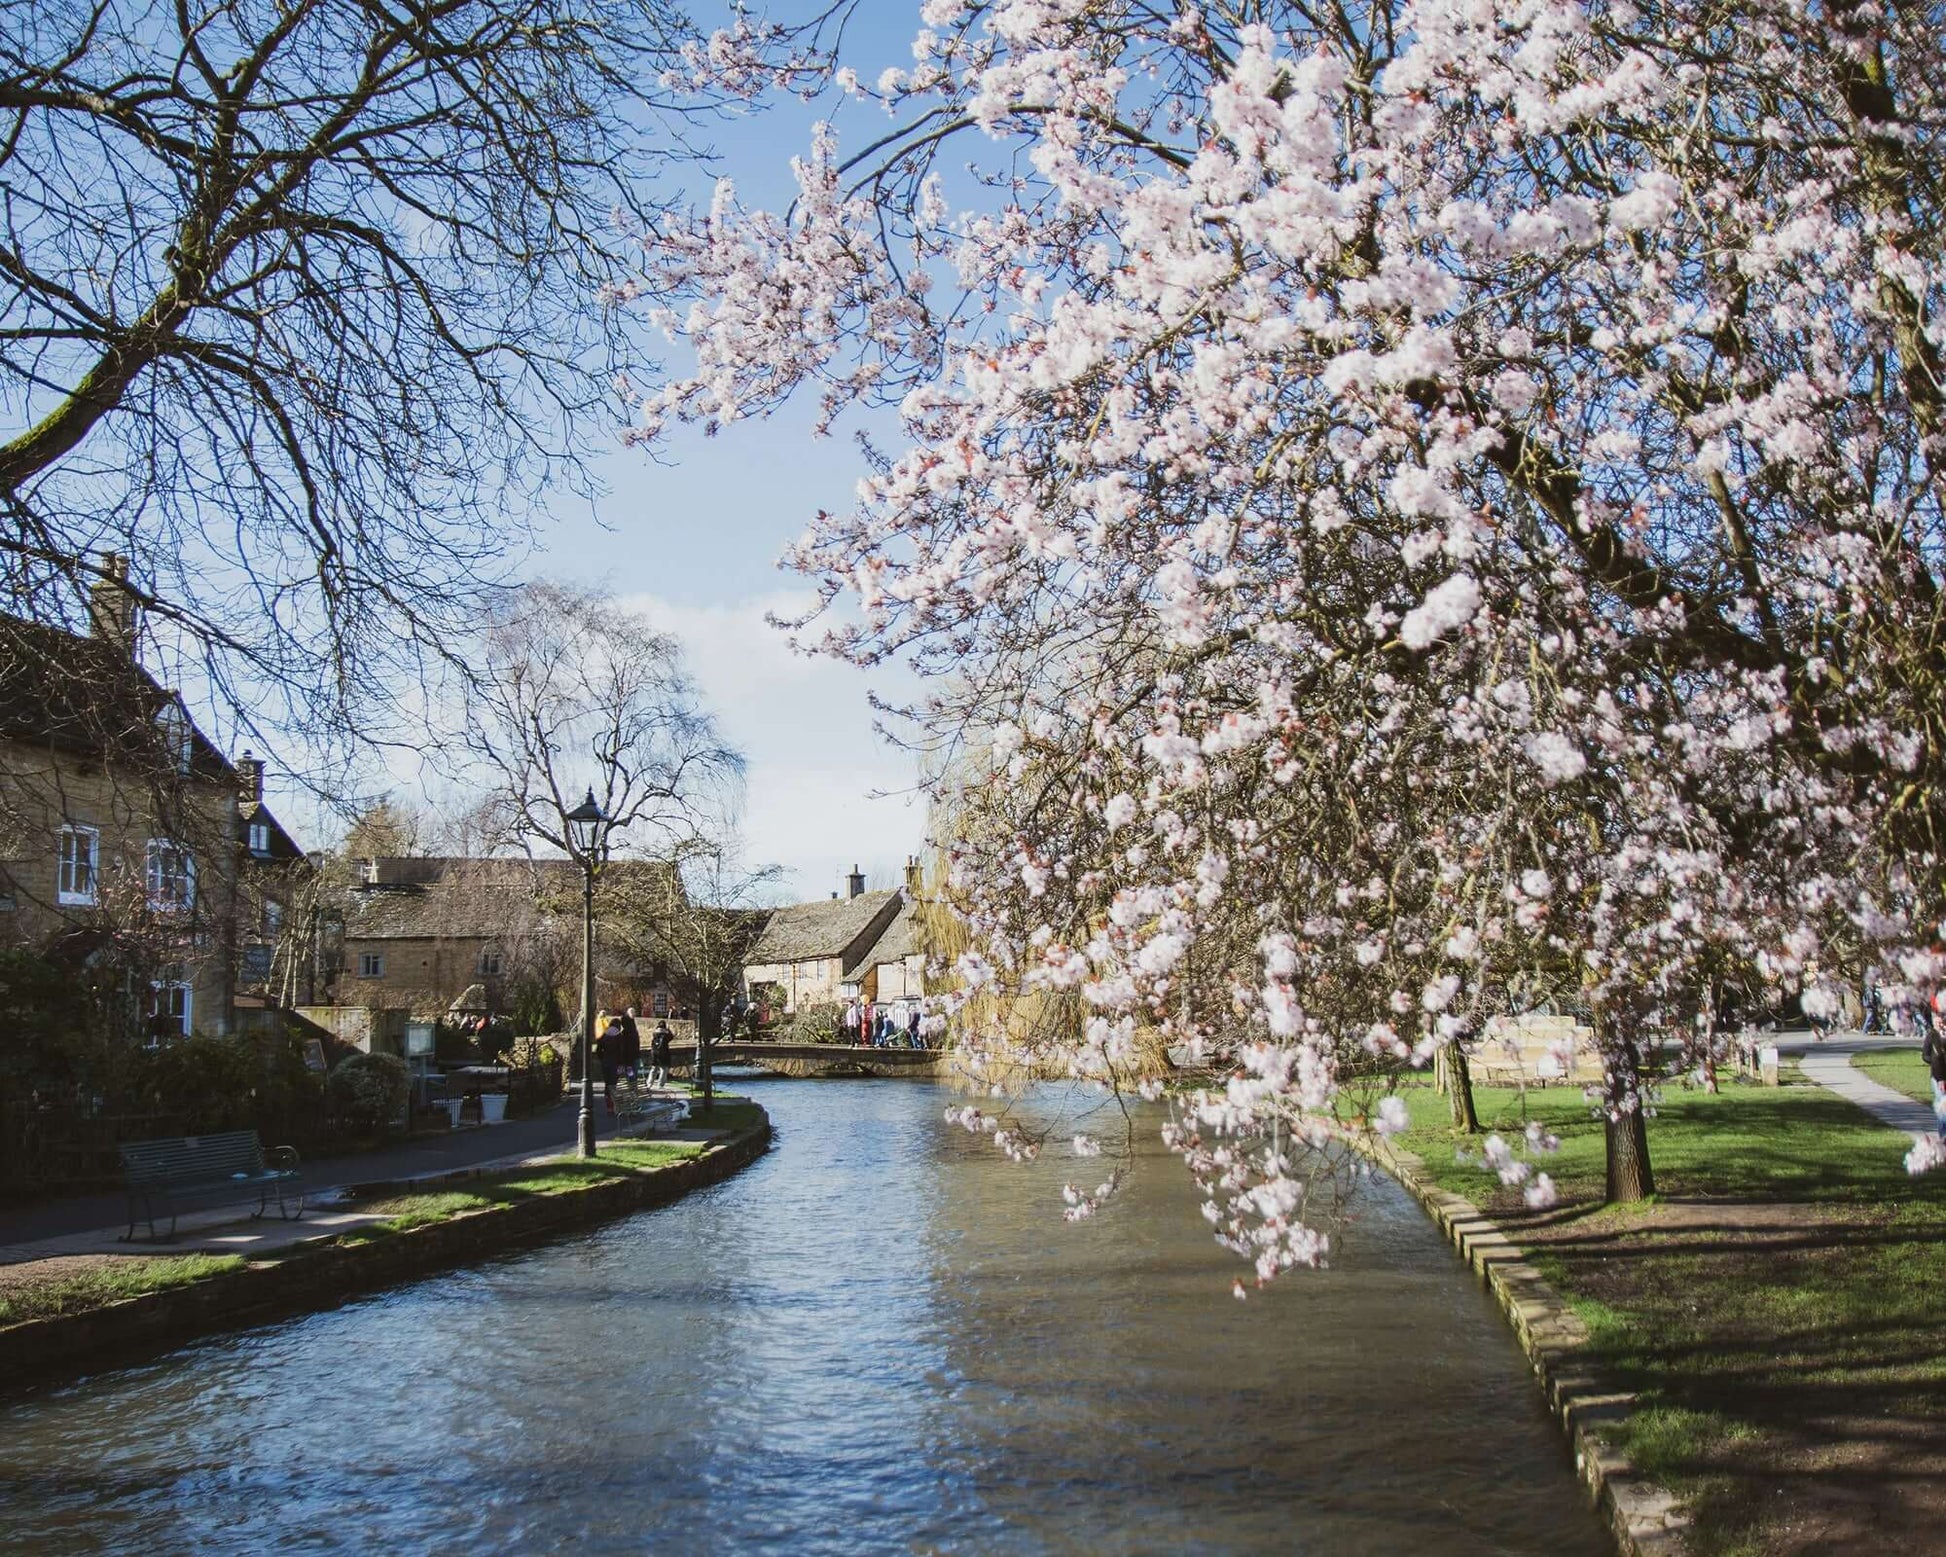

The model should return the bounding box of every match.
[747,889,900,965]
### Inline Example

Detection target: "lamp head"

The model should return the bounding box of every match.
[565,788,607,857]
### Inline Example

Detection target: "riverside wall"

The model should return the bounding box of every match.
[0,1115,770,1394]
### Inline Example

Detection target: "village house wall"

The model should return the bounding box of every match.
[0,736,239,1036]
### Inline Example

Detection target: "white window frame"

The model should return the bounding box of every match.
[149,973,192,1041]
[57,825,99,906]
[358,952,385,978]
[248,821,270,854]
[146,838,196,912]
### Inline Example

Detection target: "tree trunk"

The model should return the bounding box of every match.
[1446,1041,1479,1133]
[1603,1043,1656,1202]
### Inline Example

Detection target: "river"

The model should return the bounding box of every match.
[0,1079,1607,1554]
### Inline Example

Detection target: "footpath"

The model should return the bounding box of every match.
[0,1097,771,1394]
[0,1094,643,1249]
[1788,1036,1939,1136]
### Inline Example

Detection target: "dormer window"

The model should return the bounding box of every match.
[157,699,191,774]
[249,821,270,854]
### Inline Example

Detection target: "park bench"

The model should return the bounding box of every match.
[613,1078,688,1135]
[119,1131,305,1242]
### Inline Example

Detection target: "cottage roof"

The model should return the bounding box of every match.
[0,615,232,781]
[846,897,924,977]
[339,855,681,941]
[747,889,901,965]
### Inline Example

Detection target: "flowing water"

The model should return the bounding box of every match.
[0,1080,1607,1554]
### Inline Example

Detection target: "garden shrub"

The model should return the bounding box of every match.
[327,1051,409,1133]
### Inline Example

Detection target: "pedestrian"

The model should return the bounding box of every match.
[1925,1016,1946,1140]
[907,1006,922,1048]
[621,1005,643,1080]
[843,998,859,1044]
[650,1019,673,1089]
[596,1012,625,1114]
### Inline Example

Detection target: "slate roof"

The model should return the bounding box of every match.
[0,615,233,781]
[848,897,924,976]
[747,889,901,966]
[340,855,681,940]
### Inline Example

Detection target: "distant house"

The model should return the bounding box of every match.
[0,557,311,1037]
[334,854,684,1021]
[231,751,316,1016]
[850,894,926,1003]
[742,865,923,1014]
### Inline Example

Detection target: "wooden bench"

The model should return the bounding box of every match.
[119,1131,305,1242]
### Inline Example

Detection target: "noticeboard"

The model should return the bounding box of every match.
[405,1021,436,1058]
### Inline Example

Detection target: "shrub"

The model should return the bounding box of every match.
[136,1034,258,1133]
[507,1038,563,1117]
[327,1051,409,1134]
[792,1001,844,1044]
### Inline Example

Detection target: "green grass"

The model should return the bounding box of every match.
[0,1254,245,1325]
[1381,1073,1946,1553]
[1852,1046,1935,1107]
[345,1138,712,1237]
[1387,1072,1917,1202]
[682,1095,764,1135]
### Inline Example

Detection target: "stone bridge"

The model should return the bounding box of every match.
[665,1041,946,1079]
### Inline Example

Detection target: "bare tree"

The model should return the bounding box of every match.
[463,582,742,867]
[0,0,716,760]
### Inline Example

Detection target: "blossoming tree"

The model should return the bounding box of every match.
[633,0,1946,1267]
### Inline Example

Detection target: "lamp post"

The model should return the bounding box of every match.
[565,788,607,1159]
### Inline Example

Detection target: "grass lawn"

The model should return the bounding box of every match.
[345,1136,716,1237]
[1384,1073,1946,1555]
[1851,1045,1936,1108]
[0,1253,244,1326]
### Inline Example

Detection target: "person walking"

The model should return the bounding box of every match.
[596,1012,625,1114]
[1925,1016,1946,1140]
[907,1005,922,1048]
[843,998,859,1044]
[650,1020,673,1089]
[621,1005,643,1080]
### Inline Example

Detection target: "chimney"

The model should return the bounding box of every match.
[87,552,137,650]
[236,750,264,809]
[847,864,865,899]
[904,855,923,896]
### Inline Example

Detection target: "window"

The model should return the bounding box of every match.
[158,699,192,774]
[148,971,192,1041]
[248,822,270,854]
[652,990,670,1018]
[263,898,283,939]
[146,839,195,911]
[57,826,98,906]
[358,952,385,978]
[477,950,503,976]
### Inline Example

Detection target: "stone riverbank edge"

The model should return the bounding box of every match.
[0,1112,771,1395]
[1361,1134,1687,1557]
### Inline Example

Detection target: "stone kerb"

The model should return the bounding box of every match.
[1370,1137,1689,1557]
[0,1116,771,1395]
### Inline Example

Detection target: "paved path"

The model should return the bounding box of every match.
[1775,1032,1941,1138]
[0,1094,663,1251]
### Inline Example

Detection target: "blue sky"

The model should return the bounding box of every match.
[537,4,935,901]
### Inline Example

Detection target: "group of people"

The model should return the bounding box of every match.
[593,1006,677,1112]
[840,997,926,1048]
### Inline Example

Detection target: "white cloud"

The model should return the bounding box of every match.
[620,590,928,899]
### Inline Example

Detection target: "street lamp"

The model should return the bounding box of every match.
[565,788,607,1159]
